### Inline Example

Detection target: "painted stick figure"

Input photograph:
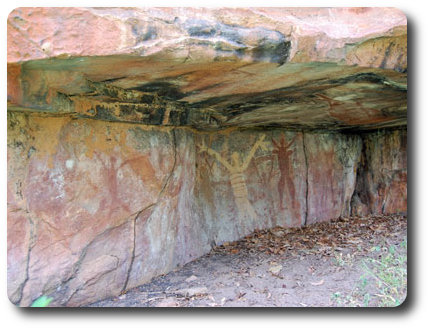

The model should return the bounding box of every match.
[271,134,297,209]
[93,153,154,217]
[92,153,131,216]
[198,135,269,221]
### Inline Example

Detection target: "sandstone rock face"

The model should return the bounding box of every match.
[7,113,406,306]
[304,133,362,224]
[7,112,201,306]
[8,7,406,70]
[195,130,308,241]
[8,55,407,131]
[351,129,407,216]
[7,7,407,306]
[7,7,407,131]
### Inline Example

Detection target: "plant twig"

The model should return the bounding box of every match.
[361,261,394,290]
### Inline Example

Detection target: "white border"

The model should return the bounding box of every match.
[1,0,427,328]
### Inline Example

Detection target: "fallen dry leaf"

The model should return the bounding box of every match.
[210,215,407,268]
[310,279,325,286]
[269,264,283,275]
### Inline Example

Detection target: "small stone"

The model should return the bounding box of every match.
[185,275,198,283]
[174,287,208,297]
[155,297,179,307]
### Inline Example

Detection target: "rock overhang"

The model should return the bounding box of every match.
[7,7,407,132]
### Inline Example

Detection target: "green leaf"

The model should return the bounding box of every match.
[30,296,53,307]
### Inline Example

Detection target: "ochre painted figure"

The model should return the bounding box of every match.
[198,135,269,222]
[271,134,297,210]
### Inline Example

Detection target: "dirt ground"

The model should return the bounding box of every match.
[87,214,407,308]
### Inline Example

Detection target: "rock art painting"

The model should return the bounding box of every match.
[198,135,270,226]
[271,134,298,210]
[195,131,307,235]
[7,113,407,306]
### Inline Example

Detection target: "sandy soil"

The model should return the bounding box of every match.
[87,214,407,307]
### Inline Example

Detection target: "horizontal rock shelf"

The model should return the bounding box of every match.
[8,58,406,131]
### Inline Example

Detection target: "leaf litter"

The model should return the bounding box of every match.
[87,214,406,307]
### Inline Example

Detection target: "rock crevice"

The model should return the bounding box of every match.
[301,131,309,226]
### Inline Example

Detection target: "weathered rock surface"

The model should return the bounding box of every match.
[7,56,407,131]
[8,7,407,131]
[304,133,362,224]
[7,111,199,306]
[351,129,407,216]
[7,112,406,306]
[7,7,407,69]
[7,7,407,306]
[195,130,308,241]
